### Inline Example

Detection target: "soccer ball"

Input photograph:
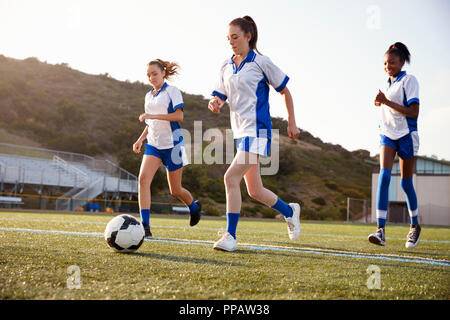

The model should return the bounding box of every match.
[104,214,145,253]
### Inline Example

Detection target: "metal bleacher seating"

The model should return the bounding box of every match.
[0,143,138,211]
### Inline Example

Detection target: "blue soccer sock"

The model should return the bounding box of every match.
[187,200,198,214]
[400,177,419,225]
[376,168,391,228]
[226,212,240,239]
[271,198,293,218]
[377,217,386,229]
[140,209,150,227]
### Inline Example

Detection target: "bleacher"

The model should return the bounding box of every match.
[0,195,24,208]
[0,154,91,188]
[0,143,138,210]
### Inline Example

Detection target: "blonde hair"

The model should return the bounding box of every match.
[147,59,179,80]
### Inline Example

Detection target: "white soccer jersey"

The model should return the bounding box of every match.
[380,71,420,140]
[212,50,289,140]
[144,82,184,149]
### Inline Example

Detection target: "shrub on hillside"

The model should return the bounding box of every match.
[325,181,340,191]
[312,197,326,206]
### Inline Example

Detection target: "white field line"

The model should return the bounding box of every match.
[0,217,449,244]
[0,226,449,268]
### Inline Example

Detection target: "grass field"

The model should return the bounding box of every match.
[0,210,449,300]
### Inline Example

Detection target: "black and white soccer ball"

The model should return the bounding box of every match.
[104,214,145,253]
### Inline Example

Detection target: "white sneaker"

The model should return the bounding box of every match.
[213,232,237,252]
[285,203,301,240]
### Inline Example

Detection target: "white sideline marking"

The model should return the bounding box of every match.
[0,227,449,267]
[1,217,449,244]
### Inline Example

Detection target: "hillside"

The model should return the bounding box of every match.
[0,55,376,220]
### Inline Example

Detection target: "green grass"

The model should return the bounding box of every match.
[0,210,449,300]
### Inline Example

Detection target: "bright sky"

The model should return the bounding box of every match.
[1,0,449,160]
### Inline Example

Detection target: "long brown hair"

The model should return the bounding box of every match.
[229,16,261,55]
[147,59,180,80]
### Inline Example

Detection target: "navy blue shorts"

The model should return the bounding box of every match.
[144,143,189,171]
[380,132,419,159]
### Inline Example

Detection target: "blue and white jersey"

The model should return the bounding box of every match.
[212,50,289,140]
[380,71,420,140]
[144,82,184,149]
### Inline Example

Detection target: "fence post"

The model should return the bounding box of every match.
[346,197,350,222]
[364,199,368,223]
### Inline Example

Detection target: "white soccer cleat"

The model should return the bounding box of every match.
[285,203,301,240]
[213,232,237,252]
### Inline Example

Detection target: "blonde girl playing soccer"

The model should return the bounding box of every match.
[133,59,201,238]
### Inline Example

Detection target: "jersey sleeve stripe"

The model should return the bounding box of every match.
[407,98,420,105]
[275,75,290,92]
[173,103,184,111]
[212,90,227,101]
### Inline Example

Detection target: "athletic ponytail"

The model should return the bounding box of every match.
[386,42,411,64]
[147,59,180,80]
[229,16,262,55]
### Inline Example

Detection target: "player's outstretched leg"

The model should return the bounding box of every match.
[401,174,421,248]
[167,167,202,227]
[368,158,392,246]
[138,155,162,239]
[244,162,301,240]
[368,168,390,246]
[213,151,254,252]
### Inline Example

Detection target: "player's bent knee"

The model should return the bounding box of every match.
[247,188,263,201]
[139,174,153,187]
[224,172,241,189]
[170,188,183,198]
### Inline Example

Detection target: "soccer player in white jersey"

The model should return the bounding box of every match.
[368,42,421,248]
[133,59,201,238]
[208,16,301,252]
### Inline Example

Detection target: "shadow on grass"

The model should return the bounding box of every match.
[230,248,327,261]
[264,240,355,252]
[133,251,248,267]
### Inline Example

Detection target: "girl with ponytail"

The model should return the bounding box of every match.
[133,59,202,238]
[369,42,422,249]
[208,16,301,252]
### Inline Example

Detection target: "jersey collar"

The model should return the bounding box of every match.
[387,70,407,86]
[151,82,168,97]
[229,49,256,73]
